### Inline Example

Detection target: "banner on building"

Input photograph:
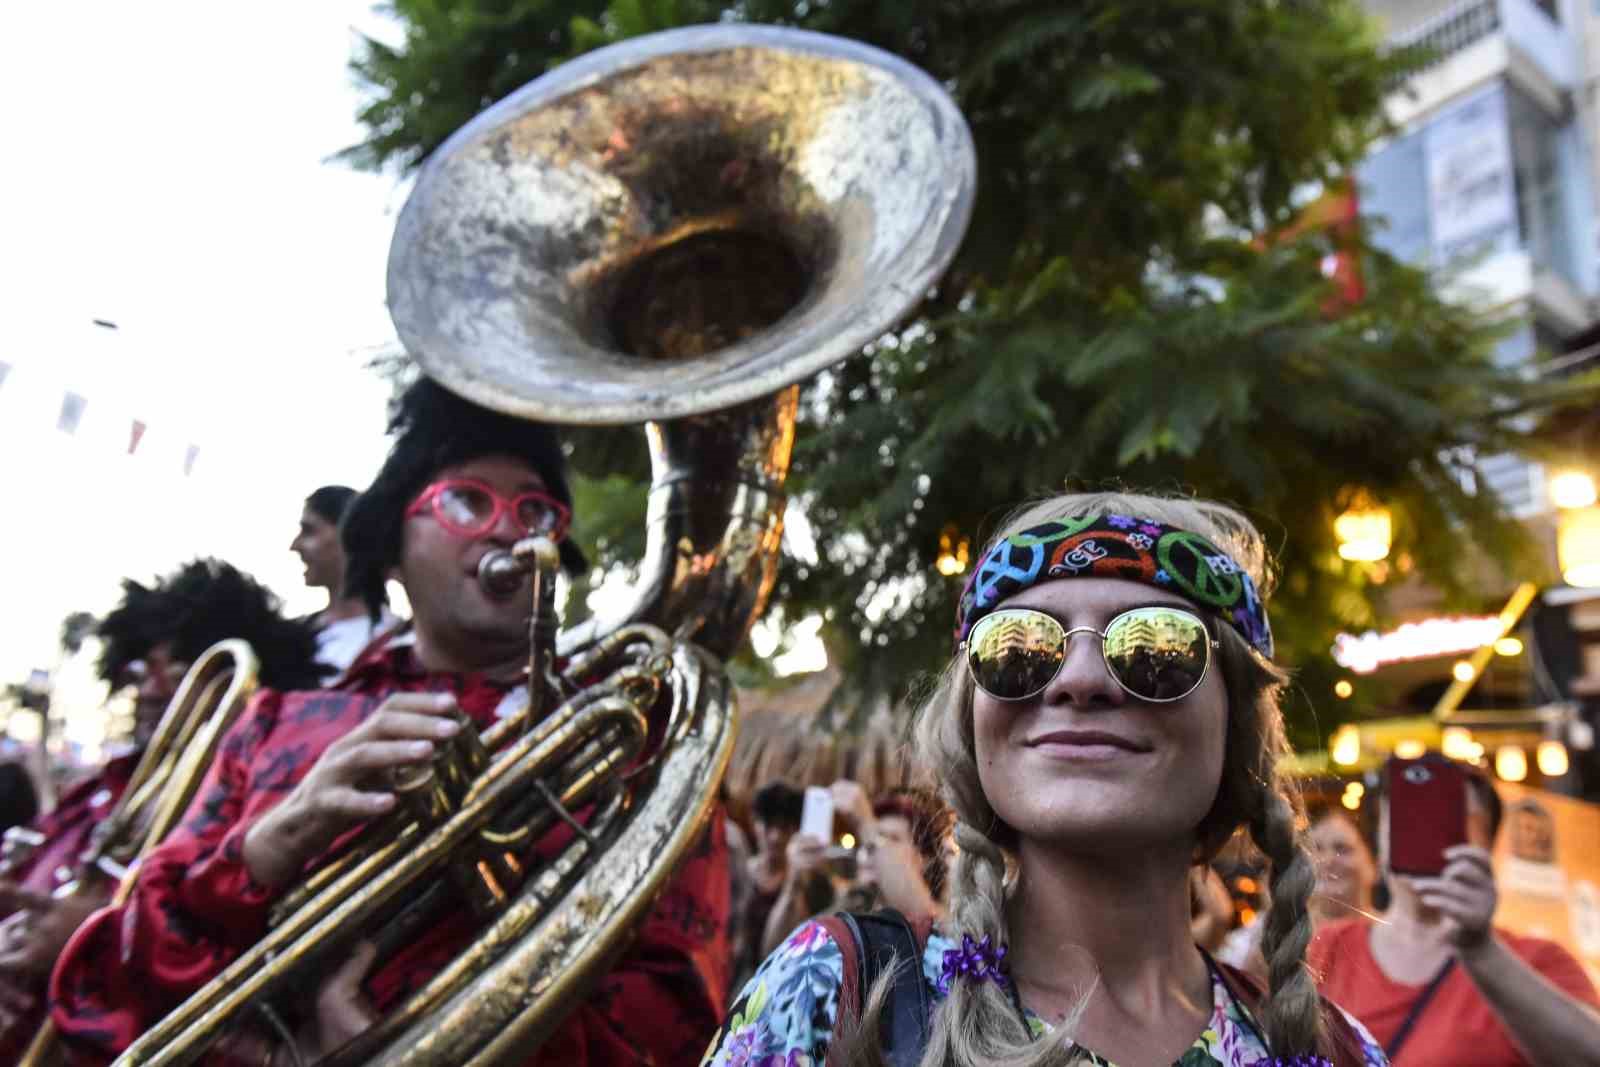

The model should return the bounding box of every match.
[1426,84,1517,264]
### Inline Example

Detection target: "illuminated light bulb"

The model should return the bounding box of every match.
[1335,500,1393,563]
[1452,660,1477,683]
[1393,739,1427,760]
[1550,470,1598,510]
[1331,725,1361,767]
[1493,636,1523,657]
[1334,679,1354,699]
[1341,791,1362,810]
[1495,745,1528,783]
[1441,726,1475,761]
[1344,781,1366,799]
[839,833,857,850]
[1537,740,1570,777]
[1558,507,1600,588]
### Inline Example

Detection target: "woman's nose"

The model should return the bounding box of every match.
[1041,630,1123,709]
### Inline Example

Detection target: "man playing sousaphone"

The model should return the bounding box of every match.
[0,560,320,1062]
[49,380,732,1065]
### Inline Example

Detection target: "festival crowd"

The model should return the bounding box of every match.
[0,370,1592,1067]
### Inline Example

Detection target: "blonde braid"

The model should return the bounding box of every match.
[1248,786,1325,1057]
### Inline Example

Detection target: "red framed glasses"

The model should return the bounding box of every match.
[404,478,572,542]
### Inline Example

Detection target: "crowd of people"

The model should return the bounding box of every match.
[0,386,1595,1065]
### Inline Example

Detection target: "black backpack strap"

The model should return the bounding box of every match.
[852,909,933,1067]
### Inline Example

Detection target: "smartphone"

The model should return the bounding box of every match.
[1386,756,1468,877]
[800,785,834,842]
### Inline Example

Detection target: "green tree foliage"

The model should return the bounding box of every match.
[344,0,1596,747]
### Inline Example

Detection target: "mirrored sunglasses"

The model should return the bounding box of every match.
[964,606,1218,704]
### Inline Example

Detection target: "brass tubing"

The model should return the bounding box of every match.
[116,699,649,1067]
[318,788,630,1067]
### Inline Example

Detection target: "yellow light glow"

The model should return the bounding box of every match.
[1341,791,1362,810]
[1331,725,1361,767]
[1493,636,1524,657]
[1333,679,1354,699]
[1344,781,1366,799]
[1559,506,1600,587]
[1441,726,1475,761]
[1550,470,1598,510]
[1393,739,1427,760]
[1495,745,1528,783]
[1452,660,1477,683]
[1465,740,1486,761]
[936,525,971,577]
[1335,501,1393,563]
[1537,740,1570,777]
[839,833,857,850]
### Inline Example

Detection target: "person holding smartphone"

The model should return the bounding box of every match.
[1309,755,1600,1065]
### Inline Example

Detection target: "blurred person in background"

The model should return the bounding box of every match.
[1306,804,1378,924]
[0,760,38,839]
[761,780,949,955]
[1190,865,1235,954]
[0,559,319,1062]
[1310,758,1600,1066]
[733,782,804,988]
[291,484,399,676]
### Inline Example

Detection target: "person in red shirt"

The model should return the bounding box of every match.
[50,379,731,1066]
[0,559,319,1062]
[1309,758,1600,1066]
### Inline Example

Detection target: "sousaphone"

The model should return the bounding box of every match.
[115,24,974,1066]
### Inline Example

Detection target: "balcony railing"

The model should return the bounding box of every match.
[1382,0,1572,88]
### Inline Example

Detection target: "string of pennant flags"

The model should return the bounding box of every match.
[0,358,201,476]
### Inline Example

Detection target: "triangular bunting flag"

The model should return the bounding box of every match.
[183,444,200,476]
[129,419,147,455]
[57,392,87,435]
[0,361,10,392]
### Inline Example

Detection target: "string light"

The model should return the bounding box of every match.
[1495,745,1528,783]
[1537,740,1570,777]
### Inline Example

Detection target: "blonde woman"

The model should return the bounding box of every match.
[701,492,1386,1067]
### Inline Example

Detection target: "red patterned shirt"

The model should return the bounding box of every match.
[0,756,137,1061]
[50,632,730,1065]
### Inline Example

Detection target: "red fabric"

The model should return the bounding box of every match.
[50,634,730,1065]
[1309,916,1600,1066]
[0,758,136,1062]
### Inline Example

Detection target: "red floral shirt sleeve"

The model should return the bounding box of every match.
[50,689,286,1058]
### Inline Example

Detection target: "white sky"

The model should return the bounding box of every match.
[0,4,823,750]
[0,3,406,726]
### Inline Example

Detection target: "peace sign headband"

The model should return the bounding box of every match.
[956,514,1274,659]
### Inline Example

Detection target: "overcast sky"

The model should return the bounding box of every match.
[0,3,410,737]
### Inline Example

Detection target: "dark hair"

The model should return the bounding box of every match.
[751,782,804,827]
[872,787,953,901]
[341,378,588,619]
[1463,765,1505,841]
[305,485,358,526]
[96,559,322,692]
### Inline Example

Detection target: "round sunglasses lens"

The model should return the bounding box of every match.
[436,485,496,532]
[967,611,1066,700]
[1103,608,1209,701]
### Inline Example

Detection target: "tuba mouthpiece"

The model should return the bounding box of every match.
[477,551,528,597]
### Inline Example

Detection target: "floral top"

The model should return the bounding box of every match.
[701,921,1390,1067]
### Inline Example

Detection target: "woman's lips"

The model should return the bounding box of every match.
[1024,729,1153,761]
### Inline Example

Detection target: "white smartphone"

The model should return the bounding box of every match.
[800,785,834,841]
